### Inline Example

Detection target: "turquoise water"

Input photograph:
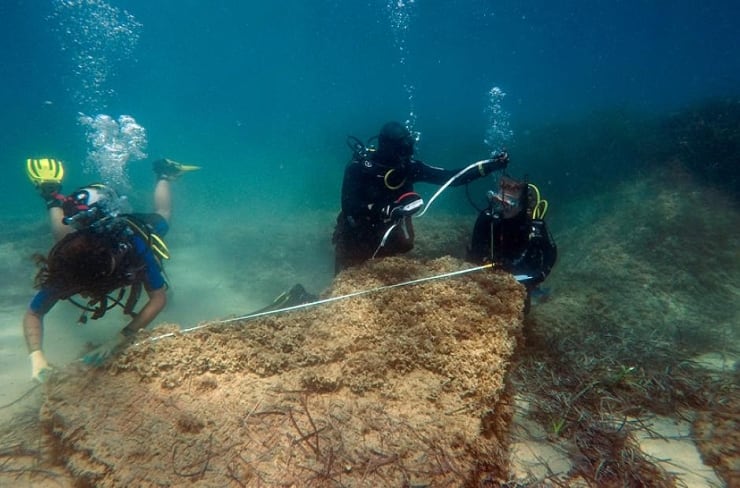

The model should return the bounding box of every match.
[2,1,739,207]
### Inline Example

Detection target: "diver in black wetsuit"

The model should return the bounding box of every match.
[333,121,509,274]
[467,174,557,309]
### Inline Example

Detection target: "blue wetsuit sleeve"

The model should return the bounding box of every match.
[151,216,169,237]
[132,235,166,290]
[29,289,59,315]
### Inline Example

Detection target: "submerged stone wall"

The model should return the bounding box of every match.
[40,256,525,486]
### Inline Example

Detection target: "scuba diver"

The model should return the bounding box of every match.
[23,157,200,383]
[333,121,509,273]
[466,173,557,310]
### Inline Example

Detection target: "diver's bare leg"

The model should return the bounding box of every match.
[49,207,74,242]
[154,179,172,224]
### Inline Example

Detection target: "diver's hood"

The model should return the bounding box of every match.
[376,122,415,164]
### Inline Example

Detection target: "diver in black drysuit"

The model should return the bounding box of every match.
[333,121,508,274]
[467,175,557,310]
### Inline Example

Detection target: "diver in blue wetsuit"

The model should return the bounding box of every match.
[22,157,199,383]
[333,121,509,273]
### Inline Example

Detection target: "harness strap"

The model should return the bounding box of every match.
[91,295,109,320]
[124,216,170,261]
[123,281,143,317]
[68,284,141,322]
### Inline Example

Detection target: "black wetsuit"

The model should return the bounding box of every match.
[467,208,557,291]
[333,154,489,273]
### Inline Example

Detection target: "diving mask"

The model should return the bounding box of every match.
[487,176,526,218]
[62,184,129,229]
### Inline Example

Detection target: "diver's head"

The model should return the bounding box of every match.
[34,230,121,299]
[62,184,126,230]
[376,121,415,166]
[487,176,527,219]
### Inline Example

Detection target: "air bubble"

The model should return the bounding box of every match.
[49,0,142,111]
[387,0,417,134]
[79,113,148,189]
[484,86,514,154]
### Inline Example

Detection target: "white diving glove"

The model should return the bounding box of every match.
[81,333,127,366]
[30,350,53,383]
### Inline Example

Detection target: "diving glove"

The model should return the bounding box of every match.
[81,333,127,366]
[30,350,53,383]
[153,158,201,181]
[477,152,509,176]
[383,192,424,222]
[26,158,65,208]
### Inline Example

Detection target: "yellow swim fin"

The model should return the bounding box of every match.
[26,158,65,187]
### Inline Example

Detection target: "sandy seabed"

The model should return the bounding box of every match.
[0,164,738,487]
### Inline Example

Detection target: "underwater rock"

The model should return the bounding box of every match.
[39,256,525,486]
[692,397,740,488]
